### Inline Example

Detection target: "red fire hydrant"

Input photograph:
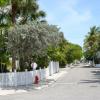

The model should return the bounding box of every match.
[34,75,39,84]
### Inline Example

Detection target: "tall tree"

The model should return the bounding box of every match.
[19,0,46,21]
[7,21,63,70]
[0,0,46,71]
[84,26,100,62]
[0,0,46,24]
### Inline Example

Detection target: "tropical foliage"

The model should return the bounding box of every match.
[0,0,83,72]
[0,28,10,72]
[0,0,46,25]
[7,21,63,70]
[84,26,100,63]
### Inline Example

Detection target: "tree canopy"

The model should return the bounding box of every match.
[84,26,100,62]
[0,0,83,72]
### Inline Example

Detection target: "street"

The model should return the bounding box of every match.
[1,63,100,100]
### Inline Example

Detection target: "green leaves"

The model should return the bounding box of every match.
[47,39,82,67]
[0,0,83,70]
[0,0,46,25]
[65,43,82,64]
[84,26,100,61]
[0,0,8,6]
[0,28,10,68]
[6,21,63,69]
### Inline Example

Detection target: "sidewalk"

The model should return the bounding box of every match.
[47,67,70,81]
[0,67,71,96]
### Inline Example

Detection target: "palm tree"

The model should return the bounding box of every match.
[84,26,100,66]
[0,0,46,24]
[84,26,99,49]
[0,0,46,71]
[11,0,46,24]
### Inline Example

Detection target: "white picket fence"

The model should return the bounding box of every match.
[0,61,59,87]
[95,64,100,67]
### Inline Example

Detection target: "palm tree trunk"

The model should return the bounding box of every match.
[11,0,18,24]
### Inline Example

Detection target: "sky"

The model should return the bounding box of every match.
[38,0,100,47]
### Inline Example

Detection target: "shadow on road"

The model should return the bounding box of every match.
[79,65,100,84]
[81,65,94,68]
[91,70,100,76]
[79,79,100,84]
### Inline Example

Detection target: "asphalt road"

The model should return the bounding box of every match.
[1,63,100,100]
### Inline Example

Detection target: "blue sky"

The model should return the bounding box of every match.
[38,0,100,46]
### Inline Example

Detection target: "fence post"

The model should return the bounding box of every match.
[5,73,7,88]
[53,61,54,74]
[25,69,28,86]
[39,68,41,80]
[57,62,59,72]
[49,62,51,76]
[14,70,17,87]
[1,73,3,88]
[49,61,52,76]
[55,62,57,73]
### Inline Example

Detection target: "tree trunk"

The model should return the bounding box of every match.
[12,56,16,71]
[11,1,18,24]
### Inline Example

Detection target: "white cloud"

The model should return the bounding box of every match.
[64,10,92,25]
[49,0,92,24]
